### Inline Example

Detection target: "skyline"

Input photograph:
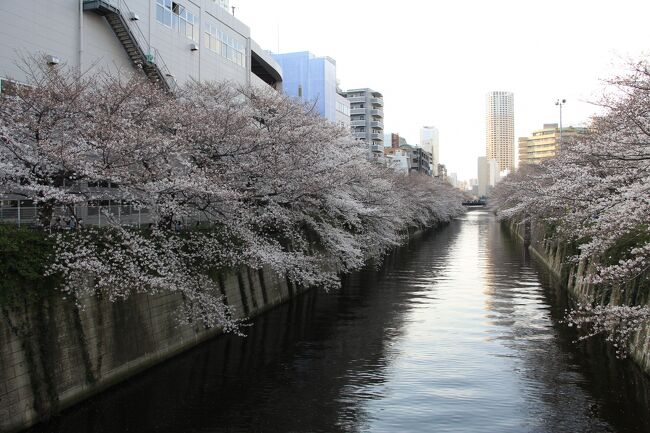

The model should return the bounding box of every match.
[236,0,650,180]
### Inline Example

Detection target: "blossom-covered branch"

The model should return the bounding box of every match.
[0,61,465,331]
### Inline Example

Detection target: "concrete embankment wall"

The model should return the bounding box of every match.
[0,265,303,433]
[508,219,650,375]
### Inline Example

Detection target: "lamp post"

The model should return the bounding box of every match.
[555,98,566,145]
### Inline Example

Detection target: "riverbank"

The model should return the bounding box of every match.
[21,211,650,433]
[0,259,307,433]
[507,219,650,375]
[0,224,436,433]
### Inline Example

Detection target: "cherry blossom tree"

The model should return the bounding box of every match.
[1,61,465,331]
[492,58,650,355]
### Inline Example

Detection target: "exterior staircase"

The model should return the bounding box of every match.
[83,0,176,91]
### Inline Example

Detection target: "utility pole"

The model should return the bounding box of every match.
[555,98,566,145]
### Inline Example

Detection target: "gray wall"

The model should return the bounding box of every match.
[0,1,132,81]
[509,220,650,375]
[0,265,302,433]
[0,0,277,87]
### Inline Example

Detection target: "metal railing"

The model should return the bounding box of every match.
[0,203,213,229]
[83,0,177,90]
[0,204,150,227]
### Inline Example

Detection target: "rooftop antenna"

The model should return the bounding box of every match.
[231,6,236,16]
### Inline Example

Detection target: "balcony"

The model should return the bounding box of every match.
[370,120,383,129]
[370,109,383,117]
[371,133,383,141]
[346,95,366,103]
[371,97,383,106]
[350,120,366,127]
[350,108,366,116]
[370,144,383,153]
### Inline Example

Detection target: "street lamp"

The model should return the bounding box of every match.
[555,98,566,145]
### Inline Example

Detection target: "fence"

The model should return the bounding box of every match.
[0,203,151,228]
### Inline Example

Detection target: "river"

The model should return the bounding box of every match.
[31,210,650,433]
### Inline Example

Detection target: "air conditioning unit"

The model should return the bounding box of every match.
[128,11,139,20]
[189,43,199,51]
[45,55,60,65]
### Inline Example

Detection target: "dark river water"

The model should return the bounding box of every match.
[30,210,650,433]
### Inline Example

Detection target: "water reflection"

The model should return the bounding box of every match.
[29,211,650,433]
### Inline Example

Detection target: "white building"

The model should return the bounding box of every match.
[420,126,440,176]
[448,172,458,188]
[477,157,499,197]
[385,148,410,174]
[486,91,514,173]
[0,0,282,92]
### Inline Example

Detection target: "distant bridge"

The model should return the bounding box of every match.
[462,199,487,207]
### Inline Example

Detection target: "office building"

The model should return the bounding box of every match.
[486,91,514,173]
[518,123,588,165]
[420,126,440,176]
[273,51,349,125]
[477,157,499,197]
[0,0,282,92]
[344,88,384,154]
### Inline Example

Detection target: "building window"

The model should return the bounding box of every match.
[156,0,198,41]
[204,20,246,67]
[336,101,349,116]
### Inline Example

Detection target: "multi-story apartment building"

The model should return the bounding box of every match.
[486,91,515,173]
[420,126,440,176]
[344,88,384,154]
[399,144,431,176]
[0,0,282,92]
[272,51,349,126]
[518,123,587,165]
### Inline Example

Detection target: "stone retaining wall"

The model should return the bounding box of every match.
[508,219,650,375]
[0,265,301,433]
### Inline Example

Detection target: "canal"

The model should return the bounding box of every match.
[31,210,650,433]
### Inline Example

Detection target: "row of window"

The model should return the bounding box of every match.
[336,101,350,116]
[204,22,245,67]
[155,0,246,68]
[156,0,199,42]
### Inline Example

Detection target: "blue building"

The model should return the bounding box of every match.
[272,51,349,126]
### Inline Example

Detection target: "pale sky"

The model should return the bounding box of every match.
[236,0,650,180]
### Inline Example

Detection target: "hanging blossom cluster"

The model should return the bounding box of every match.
[0,61,465,331]
[491,58,650,354]
[564,304,650,358]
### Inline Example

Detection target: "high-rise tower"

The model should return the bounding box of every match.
[420,126,440,176]
[486,91,514,173]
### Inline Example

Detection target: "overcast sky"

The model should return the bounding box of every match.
[236,0,650,180]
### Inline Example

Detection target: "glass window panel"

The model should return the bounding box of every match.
[164,0,172,8]
[156,0,164,5]
[204,32,210,48]
[179,19,186,35]
[156,4,164,23]
[193,26,199,42]
[164,9,171,26]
